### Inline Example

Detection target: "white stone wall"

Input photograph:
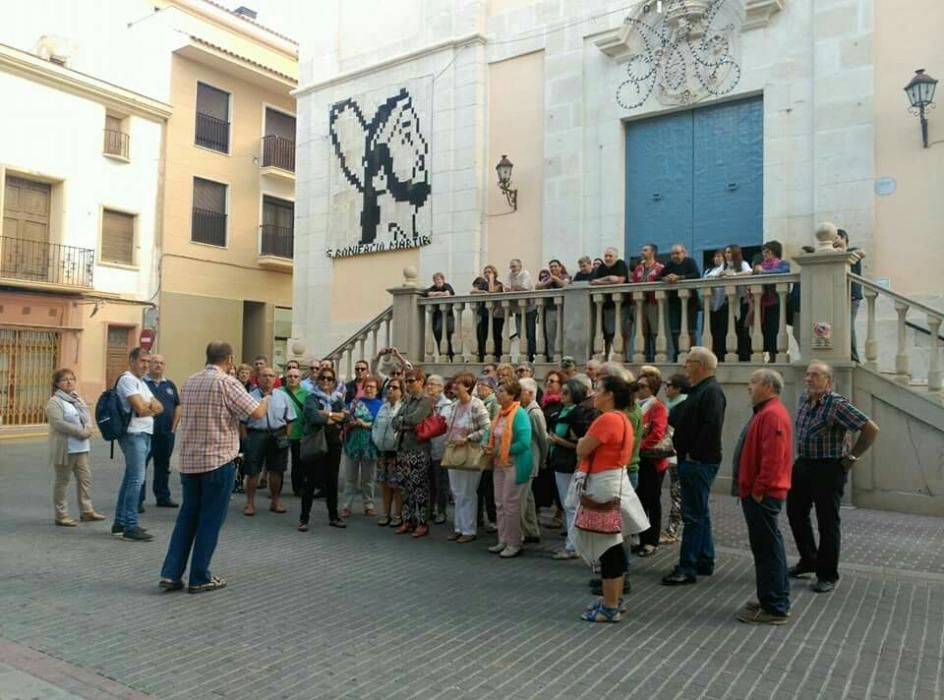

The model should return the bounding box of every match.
[0,71,164,302]
[295,0,880,351]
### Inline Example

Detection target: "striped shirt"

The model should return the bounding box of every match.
[795,391,868,460]
[177,365,259,474]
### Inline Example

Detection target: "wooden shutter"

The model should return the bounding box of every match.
[101,209,135,265]
[196,83,229,121]
[193,178,226,213]
[264,108,295,139]
[106,326,130,387]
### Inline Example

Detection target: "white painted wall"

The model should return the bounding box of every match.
[0,71,164,301]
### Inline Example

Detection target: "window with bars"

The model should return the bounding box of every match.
[192,177,227,246]
[260,196,294,258]
[195,82,230,153]
[103,114,130,159]
[101,209,135,265]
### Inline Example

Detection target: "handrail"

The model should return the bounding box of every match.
[322,304,393,361]
[417,272,800,306]
[852,273,944,321]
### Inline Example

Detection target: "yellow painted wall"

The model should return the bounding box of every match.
[486,51,544,274]
[158,291,244,373]
[873,0,944,295]
[329,247,420,323]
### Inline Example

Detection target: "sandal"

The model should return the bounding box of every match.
[269,504,287,514]
[581,601,622,623]
[585,597,627,614]
[242,506,255,517]
[188,576,227,594]
[365,507,377,516]
[158,578,184,592]
[637,545,657,557]
[376,516,391,527]
[389,516,403,527]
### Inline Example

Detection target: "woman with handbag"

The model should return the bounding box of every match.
[340,376,383,518]
[391,368,434,538]
[547,379,591,560]
[299,368,348,530]
[46,368,104,526]
[573,374,646,623]
[634,375,670,557]
[441,372,491,543]
[484,380,532,559]
[372,379,404,526]
[425,375,454,525]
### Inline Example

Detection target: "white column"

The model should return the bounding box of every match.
[927,315,942,392]
[633,293,645,364]
[678,288,691,360]
[894,302,910,383]
[750,285,764,363]
[654,290,668,363]
[592,294,605,361]
[864,289,878,371]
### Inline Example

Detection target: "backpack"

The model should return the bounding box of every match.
[96,377,131,454]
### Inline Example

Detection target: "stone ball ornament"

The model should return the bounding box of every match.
[402,265,419,286]
[291,341,306,357]
[814,222,839,252]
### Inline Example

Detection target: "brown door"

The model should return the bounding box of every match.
[105,326,132,387]
[3,177,51,279]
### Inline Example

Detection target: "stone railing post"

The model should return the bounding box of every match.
[388,266,425,365]
[794,246,858,365]
[560,285,593,363]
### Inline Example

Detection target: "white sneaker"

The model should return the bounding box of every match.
[488,542,507,554]
[499,545,522,558]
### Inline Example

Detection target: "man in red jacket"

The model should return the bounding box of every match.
[734,369,793,625]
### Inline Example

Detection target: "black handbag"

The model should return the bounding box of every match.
[300,428,327,460]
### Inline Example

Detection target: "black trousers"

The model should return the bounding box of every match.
[637,459,665,547]
[600,542,628,579]
[300,441,341,523]
[476,314,504,361]
[141,431,174,505]
[429,459,449,517]
[710,303,729,361]
[289,439,303,495]
[742,496,790,616]
[477,469,497,523]
[787,458,847,582]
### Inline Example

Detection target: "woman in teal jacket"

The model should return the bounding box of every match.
[484,379,532,558]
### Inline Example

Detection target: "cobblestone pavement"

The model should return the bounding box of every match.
[1,437,942,700]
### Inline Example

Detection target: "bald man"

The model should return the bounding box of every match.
[141,354,182,508]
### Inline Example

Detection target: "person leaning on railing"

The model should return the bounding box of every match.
[749,240,790,362]
[424,273,456,360]
[536,259,571,357]
[471,265,506,360]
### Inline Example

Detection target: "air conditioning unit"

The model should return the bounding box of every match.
[35,35,77,66]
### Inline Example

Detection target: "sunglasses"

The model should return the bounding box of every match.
[404,378,418,383]
[318,376,335,382]
[355,367,368,372]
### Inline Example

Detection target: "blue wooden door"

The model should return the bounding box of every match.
[625,109,693,259]
[625,96,763,266]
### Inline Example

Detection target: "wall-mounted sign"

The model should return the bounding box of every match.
[874,177,897,196]
[812,321,832,349]
[327,80,432,258]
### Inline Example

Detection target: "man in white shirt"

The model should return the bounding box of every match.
[113,347,164,541]
[507,258,537,360]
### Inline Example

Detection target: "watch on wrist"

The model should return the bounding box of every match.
[844,455,859,464]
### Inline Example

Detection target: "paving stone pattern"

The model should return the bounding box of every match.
[0,437,942,700]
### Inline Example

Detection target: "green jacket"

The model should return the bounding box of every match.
[282,386,310,440]
[499,407,533,485]
[624,404,642,472]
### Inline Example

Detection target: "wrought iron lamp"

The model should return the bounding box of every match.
[904,68,938,148]
[496,155,518,210]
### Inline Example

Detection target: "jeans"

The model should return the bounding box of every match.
[741,496,790,616]
[141,431,174,505]
[114,433,150,529]
[677,460,720,577]
[160,462,235,587]
[449,469,482,536]
[850,299,861,362]
[554,471,576,552]
[787,458,847,582]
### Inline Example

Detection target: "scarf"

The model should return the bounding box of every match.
[541,392,562,410]
[487,400,520,465]
[311,383,345,410]
[357,396,384,419]
[55,389,90,428]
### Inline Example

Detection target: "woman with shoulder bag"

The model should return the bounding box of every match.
[341,376,383,518]
[635,375,670,557]
[46,368,104,526]
[484,380,532,559]
[442,372,491,543]
[391,368,433,538]
[547,379,591,560]
[372,378,404,526]
[426,375,454,525]
[573,374,648,623]
[298,368,348,531]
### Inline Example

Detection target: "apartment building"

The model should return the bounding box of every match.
[0,39,170,426]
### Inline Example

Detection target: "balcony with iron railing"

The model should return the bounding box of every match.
[191,208,227,247]
[260,135,295,178]
[258,224,293,271]
[0,236,94,289]
[195,112,230,153]
[102,129,130,160]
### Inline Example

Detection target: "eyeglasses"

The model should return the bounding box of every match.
[391,370,404,376]
[515,368,527,374]
[318,376,335,382]
[309,366,318,370]
[404,378,418,383]
[355,366,368,372]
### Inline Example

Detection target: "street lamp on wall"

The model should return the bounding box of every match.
[904,68,938,148]
[496,154,518,210]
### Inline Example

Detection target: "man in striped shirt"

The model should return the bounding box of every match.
[788,360,879,594]
[158,341,268,594]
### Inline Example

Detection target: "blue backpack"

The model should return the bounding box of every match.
[96,378,131,449]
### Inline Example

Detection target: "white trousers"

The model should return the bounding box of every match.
[449,469,482,536]
[555,471,577,552]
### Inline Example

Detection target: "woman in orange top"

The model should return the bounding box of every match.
[573,374,642,623]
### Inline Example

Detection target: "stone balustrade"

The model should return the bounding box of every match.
[322,305,392,379]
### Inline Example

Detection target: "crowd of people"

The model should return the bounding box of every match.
[46,338,879,624]
[427,230,865,363]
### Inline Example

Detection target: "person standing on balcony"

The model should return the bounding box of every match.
[507,258,538,360]
[537,258,570,357]
[590,247,630,357]
[662,346,726,586]
[113,347,163,542]
[750,241,791,362]
[424,273,456,360]
[47,368,105,527]
[733,369,793,625]
[572,256,595,282]
[631,243,665,362]
[704,250,728,361]
[835,230,865,363]
[721,245,754,361]
[788,361,879,593]
[658,243,702,362]
[140,354,180,511]
[471,265,505,361]
[392,368,434,538]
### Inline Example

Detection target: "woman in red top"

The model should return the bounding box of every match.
[573,374,638,623]
[635,375,669,556]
